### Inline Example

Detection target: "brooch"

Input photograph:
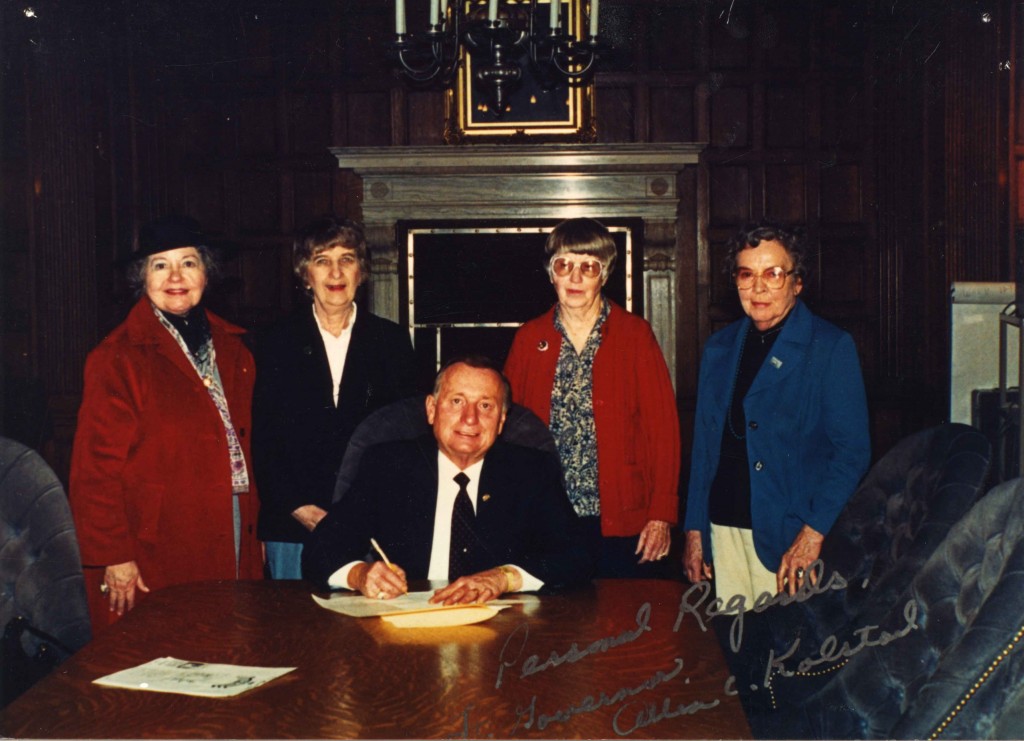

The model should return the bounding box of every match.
[538,340,549,352]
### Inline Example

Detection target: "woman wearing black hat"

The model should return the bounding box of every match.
[69,215,264,633]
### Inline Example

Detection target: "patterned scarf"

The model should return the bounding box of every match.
[154,305,250,493]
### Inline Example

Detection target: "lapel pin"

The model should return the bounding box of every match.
[538,340,549,352]
[482,493,491,502]
[770,356,783,369]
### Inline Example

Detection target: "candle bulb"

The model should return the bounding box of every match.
[549,0,560,31]
[589,0,599,37]
[430,0,440,26]
[488,0,498,22]
[396,0,406,34]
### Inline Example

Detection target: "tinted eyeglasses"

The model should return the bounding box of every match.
[551,257,604,279]
[733,266,795,290]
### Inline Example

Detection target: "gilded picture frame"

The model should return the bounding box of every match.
[444,0,595,143]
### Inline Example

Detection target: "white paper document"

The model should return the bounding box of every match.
[312,590,534,618]
[93,657,296,697]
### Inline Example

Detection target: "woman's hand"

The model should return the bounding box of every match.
[776,524,824,595]
[636,519,671,563]
[103,561,150,616]
[430,567,518,605]
[349,561,407,600]
[291,504,328,532]
[683,530,713,583]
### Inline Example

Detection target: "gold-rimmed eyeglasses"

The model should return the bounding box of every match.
[551,257,604,279]
[733,266,795,290]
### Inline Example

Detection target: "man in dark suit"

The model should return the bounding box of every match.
[303,356,591,605]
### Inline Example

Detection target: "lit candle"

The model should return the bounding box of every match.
[488,0,499,22]
[430,0,440,26]
[549,0,560,30]
[396,0,406,34]
[589,0,599,37]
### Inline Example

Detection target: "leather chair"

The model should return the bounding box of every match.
[718,423,992,731]
[333,395,557,502]
[760,477,1024,739]
[0,437,91,706]
[800,422,992,645]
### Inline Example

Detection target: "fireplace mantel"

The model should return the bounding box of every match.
[331,143,703,221]
[332,143,705,382]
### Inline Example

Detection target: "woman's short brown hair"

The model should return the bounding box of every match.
[544,218,617,280]
[292,216,369,292]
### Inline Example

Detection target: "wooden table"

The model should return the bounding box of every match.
[2,579,751,739]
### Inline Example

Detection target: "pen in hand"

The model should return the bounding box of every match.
[370,538,407,594]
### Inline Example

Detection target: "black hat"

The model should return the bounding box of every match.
[132,215,209,261]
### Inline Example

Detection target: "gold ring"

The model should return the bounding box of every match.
[796,568,805,579]
[99,583,110,594]
[376,591,386,600]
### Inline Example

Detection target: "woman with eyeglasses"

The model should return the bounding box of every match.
[504,217,680,578]
[683,221,870,605]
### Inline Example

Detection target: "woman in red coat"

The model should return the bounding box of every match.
[504,218,681,578]
[70,216,263,633]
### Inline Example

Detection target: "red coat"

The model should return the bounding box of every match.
[504,302,681,537]
[70,298,262,630]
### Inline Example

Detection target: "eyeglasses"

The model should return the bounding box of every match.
[551,257,604,279]
[733,266,795,290]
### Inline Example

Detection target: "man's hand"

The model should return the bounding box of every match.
[103,561,150,616]
[291,504,328,532]
[682,529,712,583]
[349,561,408,599]
[429,567,520,605]
[636,519,671,563]
[776,524,824,595]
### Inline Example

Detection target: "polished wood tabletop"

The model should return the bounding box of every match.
[3,579,752,739]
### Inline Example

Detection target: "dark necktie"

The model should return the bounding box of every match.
[449,472,475,580]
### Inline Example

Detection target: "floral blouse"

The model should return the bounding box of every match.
[549,300,610,517]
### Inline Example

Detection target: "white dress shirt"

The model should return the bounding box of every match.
[327,450,542,591]
[312,302,356,407]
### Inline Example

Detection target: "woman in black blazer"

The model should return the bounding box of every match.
[252,216,417,579]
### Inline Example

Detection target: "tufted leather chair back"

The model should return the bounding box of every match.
[776,477,1024,739]
[801,423,991,645]
[730,424,992,735]
[332,396,557,503]
[0,437,91,704]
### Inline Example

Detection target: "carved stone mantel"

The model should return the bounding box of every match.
[331,143,705,383]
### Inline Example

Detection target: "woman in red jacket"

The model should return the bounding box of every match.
[70,216,263,633]
[504,218,681,578]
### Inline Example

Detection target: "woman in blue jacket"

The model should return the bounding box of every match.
[683,222,870,604]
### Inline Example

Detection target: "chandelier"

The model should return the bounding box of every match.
[391,0,602,116]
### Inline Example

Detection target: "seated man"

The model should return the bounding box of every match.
[302,356,592,605]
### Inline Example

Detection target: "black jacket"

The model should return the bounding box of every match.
[252,307,417,542]
[302,436,592,590]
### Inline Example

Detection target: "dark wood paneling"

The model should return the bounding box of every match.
[2,0,1017,480]
[595,86,636,142]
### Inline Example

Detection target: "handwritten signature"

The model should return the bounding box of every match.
[451,657,727,738]
[673,559,849,651]
[452,569,920,738]
[494,602,652,689]
[764,597,919,684]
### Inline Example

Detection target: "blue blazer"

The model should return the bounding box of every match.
[683,299,870,571]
